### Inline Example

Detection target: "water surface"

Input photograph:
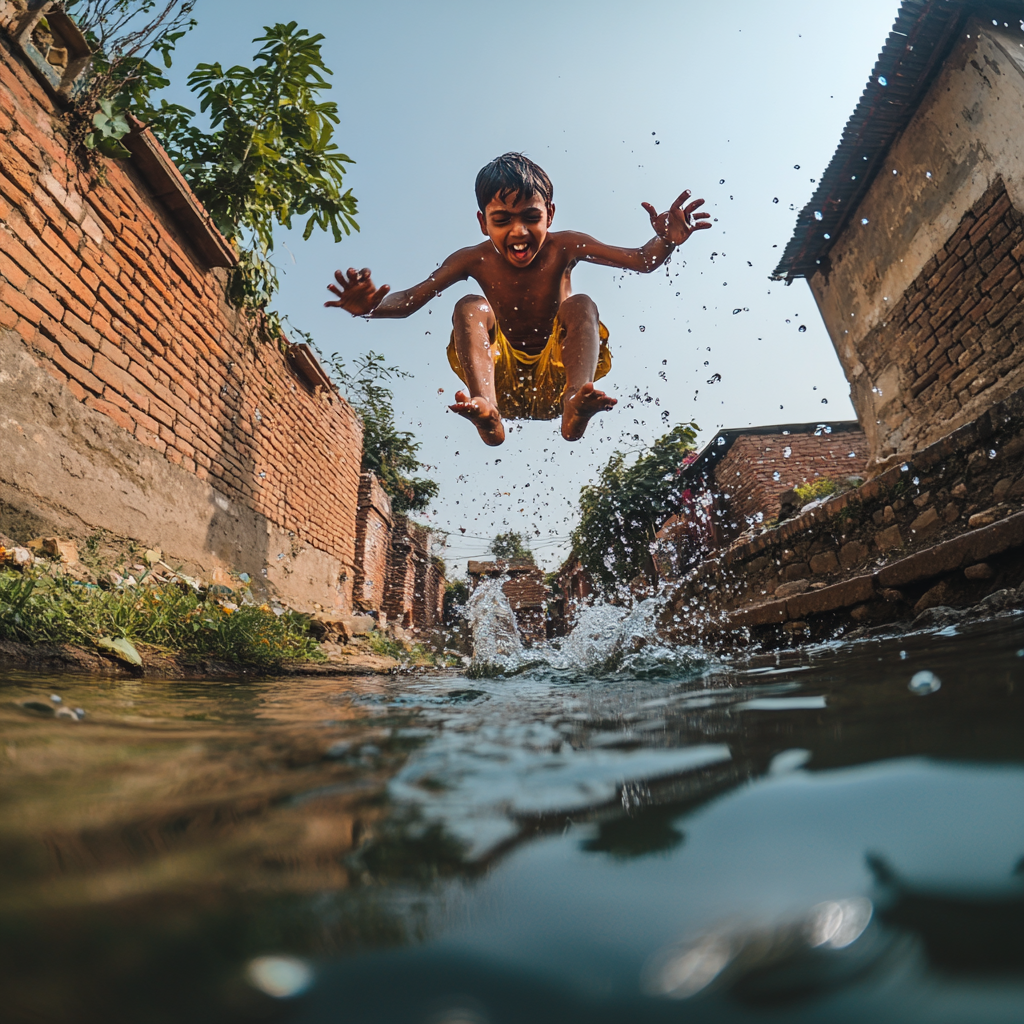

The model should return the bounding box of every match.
[1,615,1022,1022]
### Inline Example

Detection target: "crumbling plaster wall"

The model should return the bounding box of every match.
[808,21,1024,466]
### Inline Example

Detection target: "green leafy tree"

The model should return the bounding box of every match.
[326,351,438,515]
[63,1,197,156]
[145,22,358,315]
[571,422,699,592]
[489,531,534,563]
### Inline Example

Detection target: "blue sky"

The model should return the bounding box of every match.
[163,0,899,572]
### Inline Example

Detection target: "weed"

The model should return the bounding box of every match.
[0,567,323,668]
[366,629,404,661]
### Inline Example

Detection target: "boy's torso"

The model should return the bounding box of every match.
[459,232,581,355]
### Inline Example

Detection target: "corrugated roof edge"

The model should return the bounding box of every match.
[771,0,1022,282]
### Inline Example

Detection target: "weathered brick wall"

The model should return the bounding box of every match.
[715,428,869,530]
[852,179,1024,458]
[0,35,363,610]
[353,473,392,614]
[385,520,445,629]
[808,22,1024,468]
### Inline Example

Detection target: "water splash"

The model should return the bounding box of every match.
[465,577,710,680]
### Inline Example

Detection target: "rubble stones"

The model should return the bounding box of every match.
[875,525,903,551]
[910,507,940,536]
[964,562,994,580]
[840,540,869,568]
[775,579,811,598]
[809,550,839,575]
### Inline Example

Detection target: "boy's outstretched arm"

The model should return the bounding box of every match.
[325,252,471,318]
[568,190,711,273]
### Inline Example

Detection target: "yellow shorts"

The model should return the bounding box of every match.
[446,315,612,421]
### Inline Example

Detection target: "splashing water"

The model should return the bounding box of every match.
[465,577,710,679]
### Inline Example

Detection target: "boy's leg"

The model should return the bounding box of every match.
[449,294,505,446]
[558,293,617,441]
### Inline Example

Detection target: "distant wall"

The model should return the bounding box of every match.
[714,427,869,532]
[0,31,363,611]
[809,21,1024,467]
[353,473,393,614]
[387,520,445,630]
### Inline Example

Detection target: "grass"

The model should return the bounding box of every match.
[0,566,324,669]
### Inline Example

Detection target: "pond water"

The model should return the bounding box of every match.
[1,611,1022,1023]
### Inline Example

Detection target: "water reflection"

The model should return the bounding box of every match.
[0,615,1022,1021]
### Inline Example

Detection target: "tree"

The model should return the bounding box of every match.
[64,1,197,157]
[326,351,438,515]
[145,22,358,316]
[571,422,698,593]
[489,531,534,563]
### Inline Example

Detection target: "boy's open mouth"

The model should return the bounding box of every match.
[508,241,532,264]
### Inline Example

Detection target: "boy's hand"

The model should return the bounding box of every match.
[641,190,711,246]
[325,268,391,316]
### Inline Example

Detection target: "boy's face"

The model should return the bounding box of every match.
[478,191,554,268]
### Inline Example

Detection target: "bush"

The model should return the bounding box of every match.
[0,567,323,669]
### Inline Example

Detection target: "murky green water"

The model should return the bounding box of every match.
[2,616,1022,1023]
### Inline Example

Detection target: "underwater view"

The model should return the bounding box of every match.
[2,590,1022,1023]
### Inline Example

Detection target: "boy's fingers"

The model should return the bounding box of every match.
[327,283,343,298]
[334,269,350,288]
[672,189,692,209]
[683,198,705,214]
[371,284,391,305]
[693,212,711,220]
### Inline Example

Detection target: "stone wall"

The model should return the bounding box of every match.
[353,473,393,615]
[0,29,363,612]
[658,385,1024,646]
[808,20,1024,468]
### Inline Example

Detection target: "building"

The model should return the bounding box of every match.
[773,0,1024,471]
[652,422,868,577]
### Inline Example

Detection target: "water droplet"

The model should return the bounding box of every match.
[861,217,869,225]
[773,197,779,203]
[246,956,314,999]
[814,211,823,221]
[783,446,792,458]
[794,164,800,169]
[823,233,831,239]
[719,178,725,184]
[732,308,742,314]
[798,324,807,332]
[909,671,941,695]
[926,171,932,178]
[821,398,828,404]
[878,76,888,86]
[772,471,781,481]
[639,325,645,332]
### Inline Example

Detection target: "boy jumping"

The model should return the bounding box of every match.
[325,152,710,446]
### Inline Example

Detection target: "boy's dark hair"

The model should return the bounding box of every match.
[475,152,553,212]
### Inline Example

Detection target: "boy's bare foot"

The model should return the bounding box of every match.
[562,382,617,441]
[449,390,505,446]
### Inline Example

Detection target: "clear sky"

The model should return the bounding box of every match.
[163,0,900,574]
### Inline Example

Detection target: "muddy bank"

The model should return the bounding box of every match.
[0,638,403,679]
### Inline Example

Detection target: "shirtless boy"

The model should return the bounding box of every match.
[325,152,710,446]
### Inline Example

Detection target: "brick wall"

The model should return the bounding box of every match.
[714,428,869,531]
[854,179,1024,458]
[0,34,363,610]
[353,473,392,614]
[386,520,444,629]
